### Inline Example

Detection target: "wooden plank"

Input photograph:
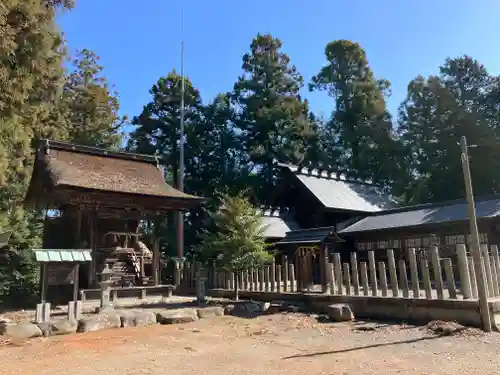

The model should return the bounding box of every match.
[333,253,343,295]
[490,255,499,297]
[481,245,494,297]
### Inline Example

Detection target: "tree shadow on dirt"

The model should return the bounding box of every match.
[282,335,442,359]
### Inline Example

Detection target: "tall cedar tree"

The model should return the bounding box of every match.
[232,33,313,204]
[127,72,203,257]
[199,193,272,300]
[397,56,500,203]
[309,40,401,185]
[0,0,73,305]
[59,49,124,148]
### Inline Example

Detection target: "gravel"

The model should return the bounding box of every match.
[0,313,499,375]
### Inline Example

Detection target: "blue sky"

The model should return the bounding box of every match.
[58,0,500,130]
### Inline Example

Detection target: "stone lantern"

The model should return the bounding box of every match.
[99,263,114,311]
[195,263,207,305]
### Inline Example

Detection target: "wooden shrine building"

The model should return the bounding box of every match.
[24,139,204,299]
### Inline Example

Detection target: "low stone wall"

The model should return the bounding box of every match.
[208,289,492,327]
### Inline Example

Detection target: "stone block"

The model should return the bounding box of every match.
[327,303,355,322]
[196,306,224,319]
[156,308,198,324]
[117,310,157,328]
[77,312,121,333]
[38,319,78,337]
[0,323,43,340]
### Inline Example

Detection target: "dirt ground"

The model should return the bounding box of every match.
[1,313,500,375]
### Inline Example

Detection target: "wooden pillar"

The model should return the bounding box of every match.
[88,214,96,286]
[75,209,82,248]
[73,264,80,301]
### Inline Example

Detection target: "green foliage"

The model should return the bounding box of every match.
[199,194,272,273]
[232,33,314,203]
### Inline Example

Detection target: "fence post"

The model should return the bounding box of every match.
[429,246,444,300]
[368,251,378,296]
[398,259,409,298]
[443,258,457,299]
[343,263,351,295]
[378,262,388,297]
[456,244,472,299]
[350,252,360,295]
[408,248,420,298]
[333,253,343,295]
[387,249,399,297]
[289,263,296,292]
[276,265,282,292]
[283,256,289,292]
[481,244,494,297]
[468,256,478,298]
[360,262,369,296]
[270,258,276,292]
[420,257,433,299]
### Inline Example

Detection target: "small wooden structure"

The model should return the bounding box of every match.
[33,248,92,304]
[277,227,343,291]
[24,139,204,297]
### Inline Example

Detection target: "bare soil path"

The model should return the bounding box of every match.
[1,313,499,375]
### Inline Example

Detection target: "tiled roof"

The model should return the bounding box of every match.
[278,226,337,245]
[277,163,396,213]
[33,249,92,263]
[258,209,301,239]
[339,197,500,234]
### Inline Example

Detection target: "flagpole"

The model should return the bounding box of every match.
[176,7,185,262]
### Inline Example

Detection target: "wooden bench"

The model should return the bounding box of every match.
[79,284,175,302]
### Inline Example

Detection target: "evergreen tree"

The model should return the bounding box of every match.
[232,33,314,204]
[199,193,272,300]
[309,40,400,185]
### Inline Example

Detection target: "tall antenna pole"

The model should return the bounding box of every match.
[176,7,185,260]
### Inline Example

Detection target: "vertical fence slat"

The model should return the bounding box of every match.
[443,258,457,299]
[270,259,276,292]
[387,249,399,297]
[490,255,499,297]
[360,262,369,296]
[408,248,420,298]
[420,258,433,299]
[481,244,494,297]
[343,263,351,295]
[289,263,296,292]
[283,256,289,292]
[276,265,282,292]
[468,256,478,299]
[456,244,472,299]
[259,267,265,291]
[264,266,270,292]
[398,259,409,298]
[327,262,335,294]
[429,246,444,300]
[378,262,388,297]
[333,253,343,295]
[492,245,500,295]
[368,251,378,296]
[350,252,360,296]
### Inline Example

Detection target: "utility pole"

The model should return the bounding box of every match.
[176,8,185,261]
[460,136,491,332]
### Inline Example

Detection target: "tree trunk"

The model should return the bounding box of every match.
[234,273,239,301]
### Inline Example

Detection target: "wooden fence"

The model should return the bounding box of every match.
[181,244,500,301]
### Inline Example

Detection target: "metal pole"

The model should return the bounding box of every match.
[176,9,185,261]
[460,136,491,332]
